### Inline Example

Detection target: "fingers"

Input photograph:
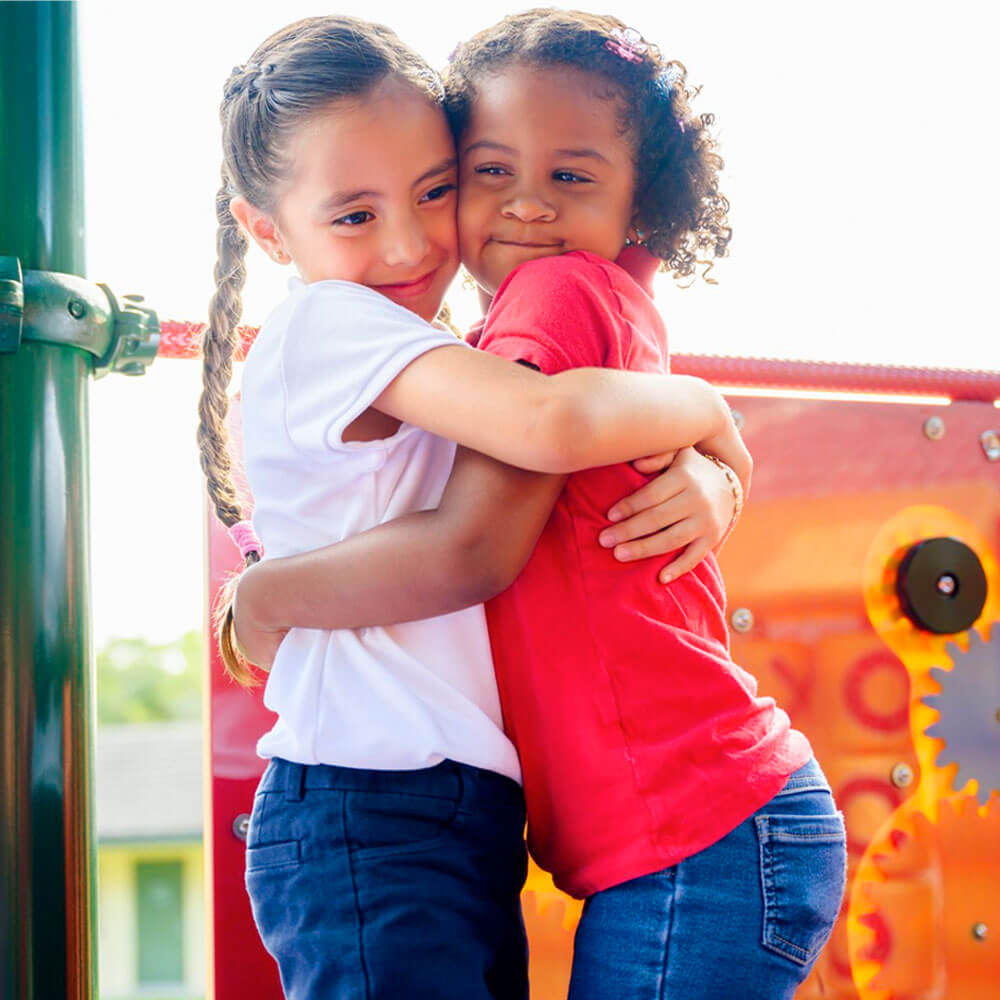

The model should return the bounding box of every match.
[609,519,699,562]
[607,469,685,524]
[600,496,686,547]
[658,538,712,583]
[631,450,677,475]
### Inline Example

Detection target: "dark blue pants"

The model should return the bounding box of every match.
[245,758,529,1000]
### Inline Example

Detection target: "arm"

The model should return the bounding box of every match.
[372,344,743,479]
[235,448,565,644]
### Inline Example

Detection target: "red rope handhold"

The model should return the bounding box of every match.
[157,320,1000,402]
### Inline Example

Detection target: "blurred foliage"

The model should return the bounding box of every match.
[96,631,203,725]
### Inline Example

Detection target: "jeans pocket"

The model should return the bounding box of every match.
[755,812,846,966]
[346,789,460,860]
[246,839,301,871]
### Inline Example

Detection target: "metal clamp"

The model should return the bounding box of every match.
[0,258,158,376]
[0,256,24,353]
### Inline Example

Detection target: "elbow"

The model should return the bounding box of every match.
[440,531,522,605]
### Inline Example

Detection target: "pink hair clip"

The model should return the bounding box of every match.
[605,27,648,64]
[229,519,263,560]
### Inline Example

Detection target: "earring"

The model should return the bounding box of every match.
[273,249,288,263]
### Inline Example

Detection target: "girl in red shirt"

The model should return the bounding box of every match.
[235,11,845,999]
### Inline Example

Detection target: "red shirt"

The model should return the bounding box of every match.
[475,250,812,898]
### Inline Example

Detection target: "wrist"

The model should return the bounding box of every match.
[701,452,744,545]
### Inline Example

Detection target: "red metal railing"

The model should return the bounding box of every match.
[158,320,1000,403]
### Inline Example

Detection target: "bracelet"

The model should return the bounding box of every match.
[701,453,744,544]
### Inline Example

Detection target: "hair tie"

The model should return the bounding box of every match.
[605,27,648,64]
[229,519,263,559]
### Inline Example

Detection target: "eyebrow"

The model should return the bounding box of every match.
[316,158,457,216]
[462,139,610,166]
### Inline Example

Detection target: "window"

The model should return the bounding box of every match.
[136,860,184,984]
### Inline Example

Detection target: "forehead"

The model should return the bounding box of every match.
[463,63,629,149]
[284,78,454,193]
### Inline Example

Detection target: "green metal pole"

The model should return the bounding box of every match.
[1,4,94,998]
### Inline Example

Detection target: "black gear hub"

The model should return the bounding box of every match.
[896,537,988,635]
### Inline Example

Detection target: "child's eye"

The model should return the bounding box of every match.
[333,210,374,227]
[553,170,590,184]
[420,183,456,203]
[474,165,510,177]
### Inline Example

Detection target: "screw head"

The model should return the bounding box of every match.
[923,416,946,440]
[890,762,914,788]
[972,922,988,941]
[731,608,754,633]
[232,813,251,841]
[935,573,958,597]
[67,299,86,319]
[730,408,745,432]
[981,430,1000,462]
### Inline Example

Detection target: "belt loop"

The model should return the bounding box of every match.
[285,762,306,802]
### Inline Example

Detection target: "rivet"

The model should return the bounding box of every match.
[67,299,86,319]
[890,762,914,788]
[730,408,745,432]
[923,416,945,441]
[232,813,250,841]
[981,430,1000,462]
[935,574,957,597]
[972,922,988,941]
[731,608,754,633]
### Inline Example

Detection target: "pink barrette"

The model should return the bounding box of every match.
[229,519,263,559]
[605,27,648,64]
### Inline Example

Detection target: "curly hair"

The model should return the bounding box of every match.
[445,9,731,282]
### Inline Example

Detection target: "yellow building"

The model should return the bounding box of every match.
[96,722,206,1000]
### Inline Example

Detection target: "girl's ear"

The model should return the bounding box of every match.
[230,196,289,263]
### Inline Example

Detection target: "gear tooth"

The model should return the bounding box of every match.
[924,720,941,739]
[888,828,909,850]
[945,640,963,662]
[967,629,982,648]
[976,784,991,807]
[927,666,948,686]
[989,622,1000,645]
[935,748,955,769]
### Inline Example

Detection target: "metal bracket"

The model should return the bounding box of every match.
[0,259,158,376]
[0,256,24,353]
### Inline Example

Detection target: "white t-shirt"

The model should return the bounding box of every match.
[239,279,521,784]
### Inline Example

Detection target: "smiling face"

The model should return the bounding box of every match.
[457,63,638,298]
[272,77,459,322]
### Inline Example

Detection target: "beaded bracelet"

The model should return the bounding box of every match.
[702,453,744,545]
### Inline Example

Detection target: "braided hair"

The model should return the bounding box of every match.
[445,9,731,282]
[200,16,443,684]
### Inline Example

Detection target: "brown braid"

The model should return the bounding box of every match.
[198,176,260,686]
[198,16,446,686]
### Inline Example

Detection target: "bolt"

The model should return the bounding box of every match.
[935,574,957,597]
[232,813,251,841]
[123,293,145,303]
[890,762,914,788]
[67,299,86,319]
[982,430,1000,462]
[972,922,988,941]
[923,416,945,441]
[731,608,754,633]
[730,408,745,432]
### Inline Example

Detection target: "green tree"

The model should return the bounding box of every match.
[96,631,204,725]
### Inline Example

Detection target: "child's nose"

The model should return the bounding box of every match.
[382,216,431,268]
[501,193,556,224]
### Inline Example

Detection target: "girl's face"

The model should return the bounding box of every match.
[271,77,459,322]
[458,64,637,298]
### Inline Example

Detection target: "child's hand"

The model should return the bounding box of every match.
[232,564,289,669]
[599,447,740,582]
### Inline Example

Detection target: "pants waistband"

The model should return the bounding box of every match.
[259,757,524,811]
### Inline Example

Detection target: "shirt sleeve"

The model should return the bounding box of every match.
[476,254,619,375]
[279,282,466,456]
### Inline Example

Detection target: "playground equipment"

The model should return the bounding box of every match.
[0,6,158,998]
[2,4,998,997]
[178,332,998,1000]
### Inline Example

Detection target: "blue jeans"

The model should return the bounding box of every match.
[244,758,528,1000]
[567,759,846,1000]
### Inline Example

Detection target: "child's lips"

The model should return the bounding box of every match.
[491,238,564,250]
[372,267,438,298]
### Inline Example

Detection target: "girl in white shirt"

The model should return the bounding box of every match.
[199,15,747,1000]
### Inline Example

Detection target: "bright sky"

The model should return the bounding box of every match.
[82,0,1000,645]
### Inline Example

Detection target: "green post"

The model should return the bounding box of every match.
[0,5,158,999]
